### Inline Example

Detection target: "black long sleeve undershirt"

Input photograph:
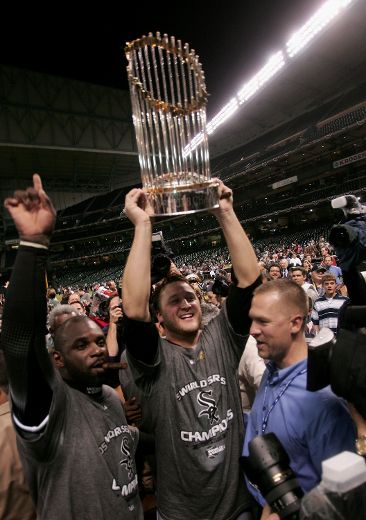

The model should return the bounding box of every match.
[122,316,159,365]
[225,276,262,335]
[1,246,54,426]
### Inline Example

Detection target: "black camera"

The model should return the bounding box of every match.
[309,195,366,421]
[329,194,366,305]
[211,276,229,297]
[307,327,366,420]
[241,433,303,519]
[115,303,124,324]
[151,231,174,284]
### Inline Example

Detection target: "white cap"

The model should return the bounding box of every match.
[322,451,366,493]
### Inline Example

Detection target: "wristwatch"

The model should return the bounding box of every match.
[355,435,366,456]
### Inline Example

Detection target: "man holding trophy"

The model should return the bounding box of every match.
[122,33,261,518]
[122,179,260,520]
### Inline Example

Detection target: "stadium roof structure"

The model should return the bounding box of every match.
[0,0,366,210]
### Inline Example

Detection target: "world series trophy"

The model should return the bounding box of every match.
[125,32,219,216]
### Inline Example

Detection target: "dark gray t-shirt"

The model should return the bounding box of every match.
[16,373,143,520]
[128,303,252,520]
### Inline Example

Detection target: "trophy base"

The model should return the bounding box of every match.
[146,177,219,216]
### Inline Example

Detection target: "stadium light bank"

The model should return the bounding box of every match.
[183,0,357,156]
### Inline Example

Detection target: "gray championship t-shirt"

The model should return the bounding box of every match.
[16,373,143,520]
[128,302,252,520]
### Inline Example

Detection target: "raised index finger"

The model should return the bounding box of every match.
[33,173,43,193]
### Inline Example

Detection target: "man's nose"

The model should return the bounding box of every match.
[249,322,260,337]
[91,344,106,356]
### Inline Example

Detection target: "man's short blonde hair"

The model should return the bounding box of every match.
[253,279,308,329]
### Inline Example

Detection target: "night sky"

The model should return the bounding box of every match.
[1,1,322,116]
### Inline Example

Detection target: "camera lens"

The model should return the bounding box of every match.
[329,224,355,248]
[241,433,303,520]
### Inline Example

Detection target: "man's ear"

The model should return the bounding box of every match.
[52,350,64,368]
[290,314,305,334]
[156,321,165,338]
[157,311,164,325]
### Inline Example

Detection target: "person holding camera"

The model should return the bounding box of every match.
[105,293,124,353]
[243,279,355,514]
[122,180,260,520]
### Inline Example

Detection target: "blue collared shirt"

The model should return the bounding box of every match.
[243,359,355,504]
[326,265,343,285]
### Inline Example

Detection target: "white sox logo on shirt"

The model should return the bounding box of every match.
[197,389,220,425]
[119,437,134,479]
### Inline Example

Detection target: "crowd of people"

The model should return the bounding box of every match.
[0,175,364,520]
[73,240,348,341]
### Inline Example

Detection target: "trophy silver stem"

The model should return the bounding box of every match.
[156,35,173,177]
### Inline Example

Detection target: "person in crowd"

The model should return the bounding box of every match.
[1,175,143,520]
[77,286,86,298]
[311,273,349,335]
[243,279,355,513]
[93,281,112,298]
[122,180,260,520]
[46,287,59,312]
[268,264,281,281]
[60,287,71,304]
[108,289,160,519]
[279,258,290,278]
[302,259,312,281]
[288,252,301,267]
[105,292,124,356]
[0,350,37,520]
[257,261,268,283]
[290,266,318,305]
[238,335,266,414]
[88,291,110,329]
[185,273,204,301]
[258,260,267,275]
[304,297,316,344]
[320,246,336,265]
[68,291,81,305]
[205,289,221,307]
[69,299,86,314]
[304,254,313,268]
[106,280,118,292]
[323,254,343,285]
[80,291,92,314]
[310,264,327,296]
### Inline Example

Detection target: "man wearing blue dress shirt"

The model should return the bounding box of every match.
[323,255,343,285]
[243,279,355,511]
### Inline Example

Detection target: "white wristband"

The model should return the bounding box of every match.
[19,240,48,250]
